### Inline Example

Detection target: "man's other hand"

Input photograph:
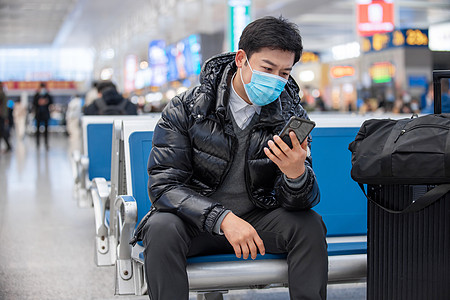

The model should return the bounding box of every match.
[220,212,265,259]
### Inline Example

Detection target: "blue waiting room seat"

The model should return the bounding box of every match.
[74,114,161,266]
[73,115,160,207]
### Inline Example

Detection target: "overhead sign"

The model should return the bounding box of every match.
[361,29,428,53]
[228,0,251,52]
[357,0,395,37]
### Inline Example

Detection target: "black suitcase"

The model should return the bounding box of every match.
[366,70,450,300]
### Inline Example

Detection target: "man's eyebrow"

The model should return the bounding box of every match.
[261,59,292,71]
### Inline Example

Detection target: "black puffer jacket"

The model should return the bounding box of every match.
[148,52,320,233]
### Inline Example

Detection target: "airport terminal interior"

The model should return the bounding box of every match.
[1,0,450,299]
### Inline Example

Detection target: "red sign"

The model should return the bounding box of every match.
[330,66,355,78]
[5,81,77,90]
[357,0,394,37]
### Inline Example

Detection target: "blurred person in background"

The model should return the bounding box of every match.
[7,99,14,132]
[315,95,327,112]
[391,97,404,114]
[13,92,28,140]
[359,98,380,114]
[442,79,450,113]
[84,80,98,107]
[33,82,53,149]
[66,94,84,153]
[410,98,421,114]
[0,81,12,152]
[421,82,434,114]
[83,82,137,115]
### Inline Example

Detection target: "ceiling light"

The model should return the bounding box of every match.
[100,68,113,80]
[140,61,149,69]
[299,70,315,82]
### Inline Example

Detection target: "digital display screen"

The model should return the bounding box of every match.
[148,40,168,86]
[362,29,428,53]
[166,35,202,82]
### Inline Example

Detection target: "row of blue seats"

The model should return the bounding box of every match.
[73,113,373,298]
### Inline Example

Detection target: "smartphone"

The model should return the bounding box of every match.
[279,116,316,144]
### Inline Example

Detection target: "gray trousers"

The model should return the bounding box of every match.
[142,208,328,300]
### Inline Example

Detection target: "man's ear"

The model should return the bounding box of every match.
[235,50,246,68]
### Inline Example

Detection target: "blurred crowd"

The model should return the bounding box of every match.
[299,81,450,116]
[2,78,450,153]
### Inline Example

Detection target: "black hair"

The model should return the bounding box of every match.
[238,16,303,64]
[96,81,116,94]
[40,82,47,88]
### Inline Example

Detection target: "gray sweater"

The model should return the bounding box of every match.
[209,113,258,220]
[209,88,309,234]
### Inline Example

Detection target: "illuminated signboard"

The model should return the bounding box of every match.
[228,0,251,52]
[5,81,77,90]
[357,0,394,37]
[124,54,138,93]
[301,52,320,64]
[429,23,450,51]
[134,69,152,90]
[166,35,202,82]
[330,66,355,78]
[361,29,428,53]
[369,62,395,83]
[148,40,168,86]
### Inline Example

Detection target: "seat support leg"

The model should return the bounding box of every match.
[197,291,227,300]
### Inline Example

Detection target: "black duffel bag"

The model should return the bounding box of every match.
[349,113,450,213]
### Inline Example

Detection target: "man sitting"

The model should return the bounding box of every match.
[135,16,328,300]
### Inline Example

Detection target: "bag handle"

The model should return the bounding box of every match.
[358,183,450,214]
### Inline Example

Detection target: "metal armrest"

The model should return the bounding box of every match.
[91,177,114,266]
[73,153,91,207]
[114,195,137,284]
[92,178,110,237]
[80,155,89,190]
[71,150,81,184]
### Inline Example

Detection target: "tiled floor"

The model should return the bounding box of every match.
[0,132,366,300]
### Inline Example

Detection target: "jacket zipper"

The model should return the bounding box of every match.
[394,124,450,143]
[244,121,285,207]
[212,131,237,194]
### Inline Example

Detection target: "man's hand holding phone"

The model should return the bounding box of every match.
[264,117,315,179]
[264,131,308,179]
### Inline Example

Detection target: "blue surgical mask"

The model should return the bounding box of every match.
[240,57,288,106]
